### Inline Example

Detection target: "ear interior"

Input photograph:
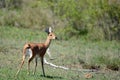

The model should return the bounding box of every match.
[45,27,52,34]
[49,27,52,33]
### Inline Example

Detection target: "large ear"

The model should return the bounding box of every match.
[45,27,49,34]
[45,27,52,34]
[49,27,52,33]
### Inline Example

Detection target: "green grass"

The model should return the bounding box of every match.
[0,26,120,80]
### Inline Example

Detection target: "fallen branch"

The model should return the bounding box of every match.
[44,58,97,72]
[44,58,102,79]
[44,58,69,70]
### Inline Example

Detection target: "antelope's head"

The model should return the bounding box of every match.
[45,27,57,40]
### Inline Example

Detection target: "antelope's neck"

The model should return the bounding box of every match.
[44,37,51,48]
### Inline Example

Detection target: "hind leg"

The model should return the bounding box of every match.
[33,58,37,75]
[27,56,34,75]
[16,55,26,76]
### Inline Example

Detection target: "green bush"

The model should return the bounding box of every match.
[0,0,120,41]
[48,0,120,41]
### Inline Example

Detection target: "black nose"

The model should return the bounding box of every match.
[55,37,58,40]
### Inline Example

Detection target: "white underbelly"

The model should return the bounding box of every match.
[25,49,40,59]
[26,49,33,58]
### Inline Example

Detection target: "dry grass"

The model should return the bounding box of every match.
[0,26,120,80]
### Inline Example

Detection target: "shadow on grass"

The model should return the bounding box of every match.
[14,74,63,80]
[40,75,63,79]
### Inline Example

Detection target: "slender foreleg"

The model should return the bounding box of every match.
[41,57,45,77]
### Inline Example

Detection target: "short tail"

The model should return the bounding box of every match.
[27,44,31,49]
